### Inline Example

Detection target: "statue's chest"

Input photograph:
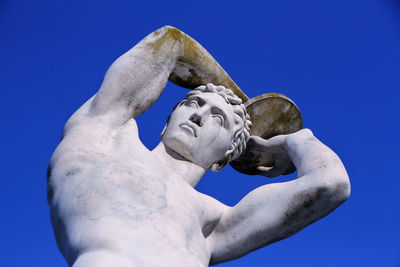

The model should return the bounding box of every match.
[84,156,201,222]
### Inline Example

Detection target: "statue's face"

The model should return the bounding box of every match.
[162,92,240,169]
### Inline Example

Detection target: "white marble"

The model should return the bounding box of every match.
[47,26,350,267]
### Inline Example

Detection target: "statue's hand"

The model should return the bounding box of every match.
[244,135,296,178]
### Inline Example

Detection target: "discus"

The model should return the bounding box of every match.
[229,93,303,174]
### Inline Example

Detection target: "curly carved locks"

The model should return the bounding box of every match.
[167,83,252,171]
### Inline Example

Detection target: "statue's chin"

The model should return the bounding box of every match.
[162,136,193,160]
[163,141,189,161]
[161,136,210,170]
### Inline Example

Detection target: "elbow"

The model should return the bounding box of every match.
[333,179,350,204]
[319,155,351,203]
[154,25,183,40]
[338,175,351,202]
[309,166,350,206]
[326,172,351,204]
[156,25,176,34]
[159,25,176,31]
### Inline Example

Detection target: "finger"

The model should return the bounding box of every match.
[246,136,267,150]
[246,138,275,157]
[264,134,287,147]
[256,166,282,178]
[249,135,286,150]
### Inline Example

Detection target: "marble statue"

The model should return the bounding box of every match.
[47,26,350,267]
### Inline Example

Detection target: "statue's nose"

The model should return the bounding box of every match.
[189,112,203,127]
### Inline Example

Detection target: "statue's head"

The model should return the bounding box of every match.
[161,83,252,172]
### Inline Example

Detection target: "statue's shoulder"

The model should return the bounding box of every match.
[60,93,141,147]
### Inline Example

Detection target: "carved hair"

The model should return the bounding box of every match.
[171,83,252,171]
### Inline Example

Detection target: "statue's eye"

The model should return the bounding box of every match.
[212,115,224,125]
[188,100,199,108]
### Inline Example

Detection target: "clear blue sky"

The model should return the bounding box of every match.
[1,0,399,266]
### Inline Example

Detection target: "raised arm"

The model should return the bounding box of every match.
[206,129,350,265]
[86,26,246,127]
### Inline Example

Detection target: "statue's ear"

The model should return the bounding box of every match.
[160,125,167,139]
[210,157,230,172]
[211,147,235,172]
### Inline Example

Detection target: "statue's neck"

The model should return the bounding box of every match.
[152,142,206,187]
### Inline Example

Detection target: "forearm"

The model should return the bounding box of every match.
[167,27,247,101]
[209,130,350,263]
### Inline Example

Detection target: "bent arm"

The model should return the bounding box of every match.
[87,26,245,127]
[207,129,350,265]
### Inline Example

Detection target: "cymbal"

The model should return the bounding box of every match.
[230,93,302,174]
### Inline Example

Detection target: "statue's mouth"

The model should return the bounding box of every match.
[179,122,197,137]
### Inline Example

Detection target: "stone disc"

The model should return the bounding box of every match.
[230,93,303,174]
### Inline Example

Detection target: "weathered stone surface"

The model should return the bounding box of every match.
[47,26,350,267]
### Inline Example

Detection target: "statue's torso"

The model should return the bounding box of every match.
[48,118,211,266]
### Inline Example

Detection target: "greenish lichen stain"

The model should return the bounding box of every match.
[147,26,249,102]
